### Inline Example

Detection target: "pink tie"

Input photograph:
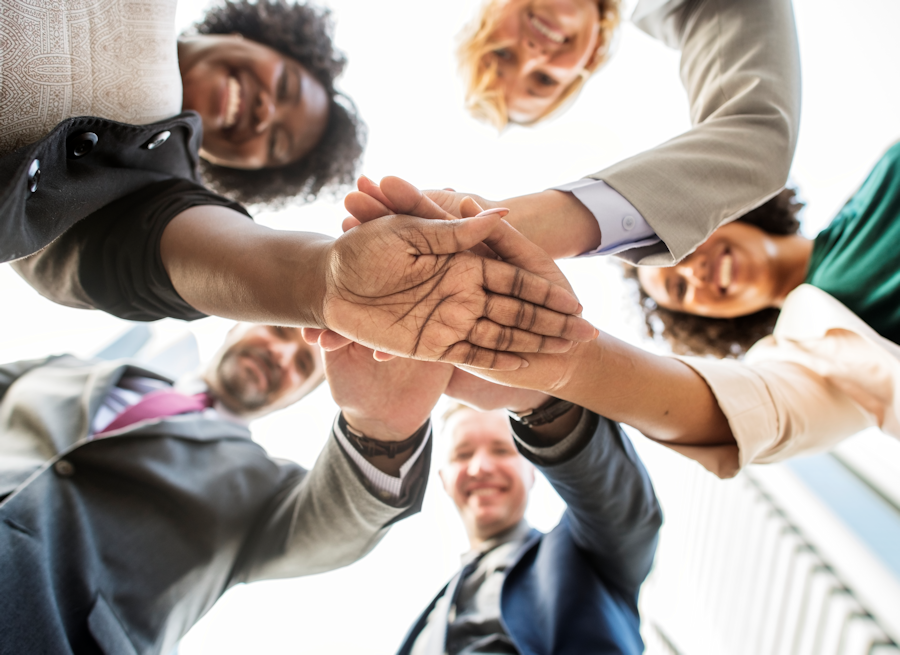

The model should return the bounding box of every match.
[96,389,214,436]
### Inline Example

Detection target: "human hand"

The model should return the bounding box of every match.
[444,368,551,413]
[320,197,596,371]
[346,176,600,261]
[345,175,498,229]
[346,175,575,293]
[318,332,452,441]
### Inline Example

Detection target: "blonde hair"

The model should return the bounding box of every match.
[457,0,621,129]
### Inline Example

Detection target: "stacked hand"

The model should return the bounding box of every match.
[320,190,596,371]
[318,175,591,426]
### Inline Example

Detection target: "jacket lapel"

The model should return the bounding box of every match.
[397,529,543,655]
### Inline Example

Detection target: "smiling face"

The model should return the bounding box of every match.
[206,324,324,418]
[637,221,789,319]
[178,34,329,170]
[440,408,534,545]
[485,0,603,123]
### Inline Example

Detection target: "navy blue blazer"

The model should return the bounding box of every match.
[398,413,662,655]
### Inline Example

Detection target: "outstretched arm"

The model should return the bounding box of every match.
[160,204,597,370]
[347,0,800,265]
[446,370,662,596]
[346,175,731,445]
[518,411,663,597]
[240,332,452,583]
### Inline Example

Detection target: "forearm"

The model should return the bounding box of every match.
[518,412,662,594]
[501,190,601,259]
[341,413,430,477]
[597,0,800,264]
[558,336,733,446]
[160,205,332,326]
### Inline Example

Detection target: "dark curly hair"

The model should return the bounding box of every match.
[623,188,805,359]
[192,0,365,207]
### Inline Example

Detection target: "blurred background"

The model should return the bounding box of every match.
[2,0,899,652]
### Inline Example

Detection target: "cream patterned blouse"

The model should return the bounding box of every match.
[0,0,183,154]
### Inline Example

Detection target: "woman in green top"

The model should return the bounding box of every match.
[630,140,900,357]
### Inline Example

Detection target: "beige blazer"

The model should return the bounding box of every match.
[596,0,802,265]
[668,285,900,478]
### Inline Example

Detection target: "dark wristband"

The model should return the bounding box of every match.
[508,397,576,428]
[338,413,429,459]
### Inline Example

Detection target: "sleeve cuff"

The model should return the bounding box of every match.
[510,408,599,466]
[333,414,431,502]
[551,179,660,257]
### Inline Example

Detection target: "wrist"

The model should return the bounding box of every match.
[342,411,427,443]
[508,396,576,428]
[505,390,552,414]
[339,413,429,477]
[304,237,334,329]
[503,190,600,259]
[511,402,583,447]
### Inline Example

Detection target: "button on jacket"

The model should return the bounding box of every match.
[0,112,250,321]
[0,355,429,655]
[0,112,203,263]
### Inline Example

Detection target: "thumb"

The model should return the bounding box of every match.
[459,196,484,219]
[357,175,397,213]
[406,211,506,255]
[345,190,391,223]
[380,176,455,221]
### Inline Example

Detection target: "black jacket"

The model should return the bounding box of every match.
[0,112,249,321]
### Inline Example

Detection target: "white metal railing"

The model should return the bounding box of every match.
[639,450,900,655]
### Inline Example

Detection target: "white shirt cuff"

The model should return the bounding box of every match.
[333,415,431,502]
[552,179,660,256]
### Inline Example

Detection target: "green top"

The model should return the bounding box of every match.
[805,141,900,345]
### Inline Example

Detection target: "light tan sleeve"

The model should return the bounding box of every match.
[595,0,802,265]
[670,355,873,478]
[240,430,428,582]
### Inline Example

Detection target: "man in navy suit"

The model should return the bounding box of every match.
[398,397,662,655]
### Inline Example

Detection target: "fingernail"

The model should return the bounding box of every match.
[519,359,529,368]
[576,303,584,313]
[475,207,509,218]
[593,327,600,339]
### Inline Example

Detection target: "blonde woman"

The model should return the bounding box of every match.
[435,0,802,268]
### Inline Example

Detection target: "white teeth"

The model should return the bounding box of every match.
[224,76,240,129]
[719,253,733,289]
[529,14,566,44]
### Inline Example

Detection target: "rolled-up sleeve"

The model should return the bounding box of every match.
[14,178,252,322]
[673,342,875,478]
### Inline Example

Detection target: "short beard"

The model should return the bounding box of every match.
[215,347,281,415]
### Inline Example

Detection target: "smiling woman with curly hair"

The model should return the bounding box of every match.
[622,188,804,359]
[191,0,365,206]
[1,0,366,323]
[388,144,900,481]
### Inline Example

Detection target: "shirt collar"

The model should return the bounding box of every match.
[463,519,532,566]
[174,373,250,427]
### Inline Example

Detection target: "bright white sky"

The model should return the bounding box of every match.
[2,0,899,652]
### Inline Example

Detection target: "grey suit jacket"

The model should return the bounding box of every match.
[597,0,802,265]
[0,356,428,655]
